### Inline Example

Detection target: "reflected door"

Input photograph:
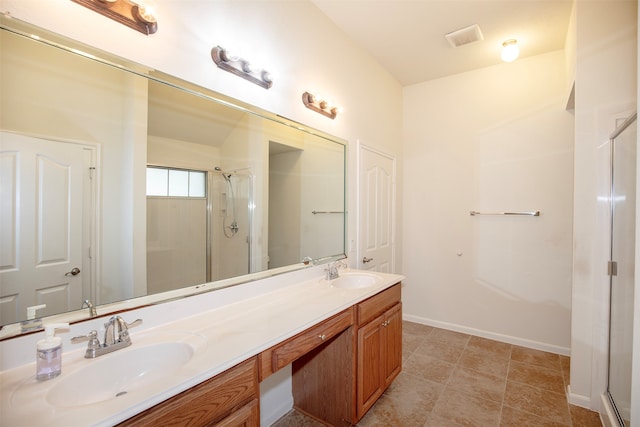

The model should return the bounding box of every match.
[0,132,87,324]
[358,145,395,273]
[608,114,636,427]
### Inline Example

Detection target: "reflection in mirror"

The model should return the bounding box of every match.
[0,19,346,339]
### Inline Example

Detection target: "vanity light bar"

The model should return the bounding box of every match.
[211,46,273,89]
[302,92,339,119]
[71,0,158,35]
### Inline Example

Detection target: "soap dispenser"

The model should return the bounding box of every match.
[36,323,69,381]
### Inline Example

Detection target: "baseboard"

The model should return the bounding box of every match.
[403,314,571,356]
[262,397,294,426]
[566,384,592,407]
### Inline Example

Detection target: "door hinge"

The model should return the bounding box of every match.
[608,260,618,277]
[89,166,96,179]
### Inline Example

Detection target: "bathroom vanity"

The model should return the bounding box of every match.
[0,269,403,427]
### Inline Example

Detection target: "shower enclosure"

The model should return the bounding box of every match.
[607,112,636,427]
[146,166,253,294]
[211,168,253,281]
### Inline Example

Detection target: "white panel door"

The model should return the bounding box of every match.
[0,132,85,324]
[358,145,395,272]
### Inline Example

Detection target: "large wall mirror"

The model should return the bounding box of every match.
[0,18,347,339]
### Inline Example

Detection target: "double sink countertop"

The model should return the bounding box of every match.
[0,268,404,427]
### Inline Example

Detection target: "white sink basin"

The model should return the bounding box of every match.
[329,272,379,289]
[47,342,191,407]
[46,338,201,407]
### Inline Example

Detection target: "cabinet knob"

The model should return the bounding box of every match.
[382,321,388,327]
[318,334,326,341]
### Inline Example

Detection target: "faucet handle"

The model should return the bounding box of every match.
[126,318,143,329]
[71,329,99,344]
[71,330,102,357]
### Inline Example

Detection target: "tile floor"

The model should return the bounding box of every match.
[273,321,603,427]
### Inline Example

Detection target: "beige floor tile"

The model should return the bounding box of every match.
[457,347,510,378]
[499,406,568,426]
[357,394,431,427]
[414,339,465,364]
[511,346,561,371]
[426,329,470,348]
[503,381,571,425]
[507,360,565,394]
[431,387,501,427]
[404,352,456,384]
[404,333,425,361]
[403,321,434,337]
[446,367,506,403]
[272,409,326,427]
[467,336,512,359]
[384,371,443,412]
[424,413,466,427]
[569,404,603,427]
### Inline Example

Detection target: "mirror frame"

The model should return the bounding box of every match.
[0,16,348,340]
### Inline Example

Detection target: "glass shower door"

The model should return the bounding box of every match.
[608,113,637,427]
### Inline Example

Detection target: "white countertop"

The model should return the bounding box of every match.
[0,268,404,427]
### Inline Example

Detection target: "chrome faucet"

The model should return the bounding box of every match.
[325,260,347,280]
[71,315,142,358]
[82,299,97,318]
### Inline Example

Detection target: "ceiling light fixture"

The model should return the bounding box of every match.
[501,39,519,63]
[211,46,273,89]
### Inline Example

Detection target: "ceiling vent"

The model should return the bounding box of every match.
[445,24,484,48]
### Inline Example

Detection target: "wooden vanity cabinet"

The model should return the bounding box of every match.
[118,357,259,427]
[356,284,402,420]
[118,283,402,427]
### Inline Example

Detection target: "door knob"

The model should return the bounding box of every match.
[65,267,81,276]
[362,257,373,263]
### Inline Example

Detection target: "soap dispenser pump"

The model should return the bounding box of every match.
[21,304,47,332]
[36,323,69,381]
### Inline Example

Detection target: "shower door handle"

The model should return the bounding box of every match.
[362,257,373,264]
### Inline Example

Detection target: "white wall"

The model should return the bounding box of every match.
[402,50,575,353]
[569,0,638,413]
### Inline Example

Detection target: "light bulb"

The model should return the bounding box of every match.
[501,39,519,63]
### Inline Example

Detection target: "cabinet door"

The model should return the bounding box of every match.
[214,399,259,427]
[357,313,385,419]
[383,303,402,387]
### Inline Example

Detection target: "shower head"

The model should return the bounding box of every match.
[215,167,232,182]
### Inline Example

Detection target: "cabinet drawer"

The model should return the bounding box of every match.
[272,308,353,372]
[357,283,401,326]
[118,357,258,426]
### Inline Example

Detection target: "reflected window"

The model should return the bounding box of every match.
[146,166,206,198]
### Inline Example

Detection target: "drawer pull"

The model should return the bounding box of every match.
[318,334,326,341]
